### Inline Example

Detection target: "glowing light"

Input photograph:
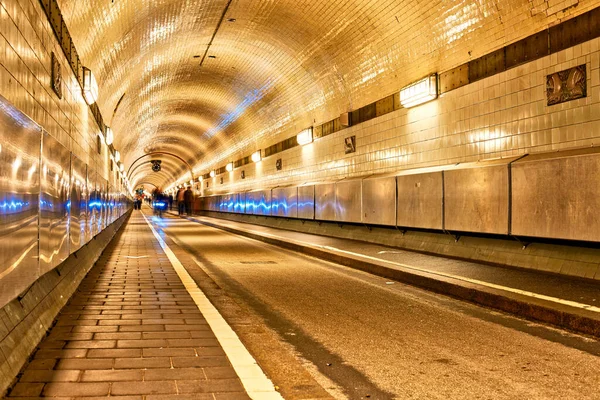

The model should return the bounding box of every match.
[189,180,194,185]
[296,127,313,146]
[27,165,36,181]
[226,162,233,172]
[210,170,216,178]
[105,127,114,145]
[82,67,99,105]
[119,163,125,172]
[114,151,120,162]
[400,74,438,108]
[251,150,262,163]
[12,157,21,172]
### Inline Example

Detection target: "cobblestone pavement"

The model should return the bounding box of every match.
[7,213,250,399]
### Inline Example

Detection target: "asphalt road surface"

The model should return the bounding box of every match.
[150,213,600,400]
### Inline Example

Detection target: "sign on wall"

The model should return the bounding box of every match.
[345,135,356,154]
[547,65,586,106]
[51,52,62,99]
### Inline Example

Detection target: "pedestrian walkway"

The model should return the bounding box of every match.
[6,212,264,399]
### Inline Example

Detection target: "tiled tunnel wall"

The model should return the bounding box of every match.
[204,33,600,195]
[0,0,114,183]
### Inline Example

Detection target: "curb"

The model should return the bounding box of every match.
[177,213,600,339]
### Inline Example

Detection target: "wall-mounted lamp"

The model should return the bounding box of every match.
[189,180,193,186]
[210,170,216,178]
[251,150,262,163]
[226,162,234,172]
[114,150,120,163]
[119,163,125,172]
[82,67,99,105]
[297,127,313,146]
[105,126,114,145]
[400,74,438,108]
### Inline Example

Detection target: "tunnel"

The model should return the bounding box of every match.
[1,0,600,398]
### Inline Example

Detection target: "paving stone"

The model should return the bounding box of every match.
[113,357,171,369]
[8,383,44,397]
[94,332,142,340]
[56,358,114,370]
[64,340,116,349]
[172,356,231,368]
[20,370,81,382]
[87,349,142,358]
[111,381,178,395]
[144,367,206,381]
[34,349,88,359]
[177,378,245,393]
[142,348,196,357]
[204,366,239,379]
[25,359,57,370]
[116,339,168,348]
[81,369,143,382]
[42,382,110,397]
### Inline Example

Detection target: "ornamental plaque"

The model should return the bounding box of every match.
[51,52,62,99]
[344,135,356,154]
[546,65,586,106]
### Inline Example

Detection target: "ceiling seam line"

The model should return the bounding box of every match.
[199,0,234,67]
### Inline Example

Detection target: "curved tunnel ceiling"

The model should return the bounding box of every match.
[57,0,551,189]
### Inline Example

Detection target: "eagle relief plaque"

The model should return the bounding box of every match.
[546,65,586,106]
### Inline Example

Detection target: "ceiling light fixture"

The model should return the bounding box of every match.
[210,170,215,178]
[114,150,120,163]
[400,74,438,108]
[226,162,234,172]
[251,150,262,163]
[105,126,114,145]
[82,67,99,105]
[296,127,313,146]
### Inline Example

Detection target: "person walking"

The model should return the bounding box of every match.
[177,188,185,215]
[168,194,174,210]
[184,186,194,216]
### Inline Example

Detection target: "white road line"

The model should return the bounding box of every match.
[142,214,284,400]
[197,217,600,314]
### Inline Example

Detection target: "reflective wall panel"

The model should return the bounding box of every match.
[39,131,70,275]
[397,171,443,229]
[254,190,272,216]
[234,193,246,213]
[99,178,108,231]
[70,154,88,252]
[444,162,511,235]
[362,176,395,226]
[297,185,315,220]
[0,96,41,308]
[511,148,600,242]
[315,183,336,221]
[88,170,99,236]
[272,187,298,218]
[335,180,362,223]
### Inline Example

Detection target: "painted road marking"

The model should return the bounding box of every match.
[195,217,600,314]
[142,214,284,400]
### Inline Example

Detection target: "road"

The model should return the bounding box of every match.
[149,212,600,399]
